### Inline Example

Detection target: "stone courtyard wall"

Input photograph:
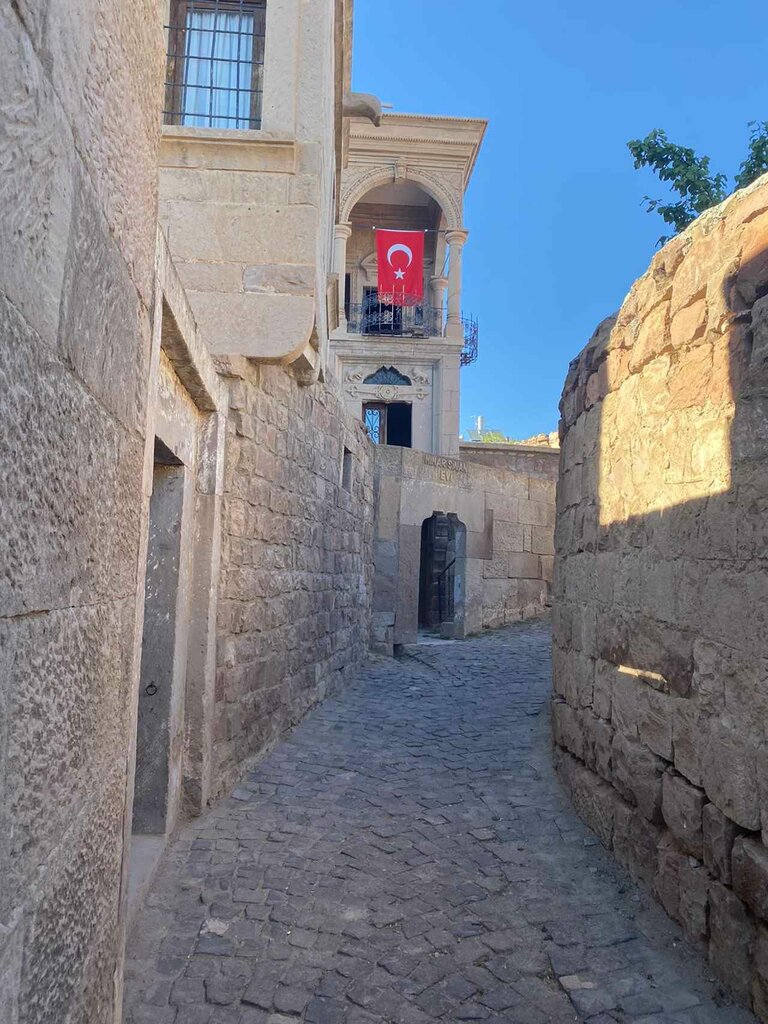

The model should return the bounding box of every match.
[214,363,375,795]
[0,3,163,1021]
[553,175,768,1016]
[372,444,558,651]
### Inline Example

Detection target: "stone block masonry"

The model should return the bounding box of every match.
[553,174,768,1019]
[0,2,164,1021]
[370,443,558,651]
[215,360,375,796]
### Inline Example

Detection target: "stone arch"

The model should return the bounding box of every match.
[340,165,462,229]
[364,366,412,386]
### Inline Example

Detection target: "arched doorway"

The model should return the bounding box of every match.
[418,512,466,636]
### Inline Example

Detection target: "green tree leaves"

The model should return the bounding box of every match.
[735,121,768,190]
[628,122,768,245]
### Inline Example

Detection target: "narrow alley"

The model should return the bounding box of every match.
[124,624,753,1024]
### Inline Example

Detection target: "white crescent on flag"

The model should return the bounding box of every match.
[386,243,413,267]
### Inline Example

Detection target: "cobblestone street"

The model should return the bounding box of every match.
[124,622,754,1024]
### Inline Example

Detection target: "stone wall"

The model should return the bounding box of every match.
[0,2,163,1021]
[158,0,343,369]
[553,175,768,1017]
[372,444,558,651]
[214,363,375,795]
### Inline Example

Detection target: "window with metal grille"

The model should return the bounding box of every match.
[364,405,383,445]
[164,1,266,130]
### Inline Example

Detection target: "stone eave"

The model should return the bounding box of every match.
[348,114,486,190]
[380,112,488,127]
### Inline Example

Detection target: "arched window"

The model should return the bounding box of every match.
[363,366,412,386]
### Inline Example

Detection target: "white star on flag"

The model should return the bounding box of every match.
[394,269,405,280]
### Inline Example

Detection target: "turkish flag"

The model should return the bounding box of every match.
[376,229,424,306]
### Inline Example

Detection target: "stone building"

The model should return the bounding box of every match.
[553,175,768,1018]
[330,112,486,455]
[0,1,557,1021]
[1,1,372,1020]
[323,108,558,651]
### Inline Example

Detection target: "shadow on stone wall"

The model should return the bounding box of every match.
[553,178,768,1017]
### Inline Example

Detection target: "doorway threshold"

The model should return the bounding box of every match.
[415,632,458,646]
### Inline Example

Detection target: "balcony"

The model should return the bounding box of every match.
[345,301,479,365]
[460,315,478,366]
[347,300,442,339]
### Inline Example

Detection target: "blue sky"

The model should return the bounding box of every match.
[352,0,768,439]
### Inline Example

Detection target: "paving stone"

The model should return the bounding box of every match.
[125,624,757,1024]
[478,985,519,1010]
[126,1008,178,1024]
[305,996,348,1023]
[170,978,206,1005]
[238,1011,268,1024]
[273,984,310,1014]
[208,1010,240,1024]
[455,1001,492,1019]
[180,1009,215,1024]
[204,972,248,1005]
[241,980,276,1010]
[345,979,383,1009]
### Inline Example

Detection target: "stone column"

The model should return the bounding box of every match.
[445,229,468,341]
[429,275,448,336]
[334,223,352,332]
[438,353,461,455]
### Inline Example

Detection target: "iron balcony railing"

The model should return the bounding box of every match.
[460,315,479,366]
[345,302,479,366]
[347,301,442,339]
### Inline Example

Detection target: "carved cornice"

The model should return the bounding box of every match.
[343,363,431,403]
[351,134,474,147]
[350,112,488,126]
[345,383,429,401]
[381,113,488,125]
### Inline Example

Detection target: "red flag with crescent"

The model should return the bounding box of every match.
[375,229,424,306]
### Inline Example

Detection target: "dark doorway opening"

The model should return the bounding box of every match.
[133,438,185,835]
[363,402,412,448]
[387,403,412,447]
[419,512,467,635]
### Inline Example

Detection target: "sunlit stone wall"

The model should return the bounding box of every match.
[553,175,768,1018]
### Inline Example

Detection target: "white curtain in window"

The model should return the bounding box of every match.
[182,9,255,128]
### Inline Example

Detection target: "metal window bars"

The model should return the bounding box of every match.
[460,315,479,366]
[437,558,456,624]
[363,406,383,444]
[164,0,266,129]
